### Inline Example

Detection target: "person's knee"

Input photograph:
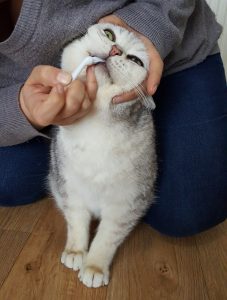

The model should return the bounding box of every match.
[144,203,226,238]
[144,212,198,237]
[152,215,205,237]
[0,138,50,206]
[0,171,47,206]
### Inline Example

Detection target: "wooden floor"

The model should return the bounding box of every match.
[0,198,226,300]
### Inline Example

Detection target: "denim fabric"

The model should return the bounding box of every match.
[0,137,49,206]
[0,54,226,237]
[144,54,227,236]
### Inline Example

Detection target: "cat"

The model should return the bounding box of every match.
[49,23,157,288]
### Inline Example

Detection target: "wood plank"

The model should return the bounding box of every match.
[173,236,209,300]
[107,224,209,300]
[0,198,226,299]
[195,222,227,300]
[0,198,51,233]
[32,199,64,234]
[34,204,181,299]
[0,229,30,288]
[0,202,108,300]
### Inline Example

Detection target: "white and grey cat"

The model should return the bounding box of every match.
[49,23,157,288]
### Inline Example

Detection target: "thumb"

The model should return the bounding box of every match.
[146,50,163,95]
[26,65,72,87]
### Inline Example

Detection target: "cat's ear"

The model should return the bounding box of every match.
[142,96,156,110]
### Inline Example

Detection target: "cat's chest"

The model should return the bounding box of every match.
[59,117,132,180]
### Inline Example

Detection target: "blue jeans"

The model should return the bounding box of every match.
[0,54,226,237]
[0,137,49,206]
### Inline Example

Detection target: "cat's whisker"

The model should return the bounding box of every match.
[52,23,156,289]
[110,64,150,107]
[96,29,150,108]
[110,64,146,98]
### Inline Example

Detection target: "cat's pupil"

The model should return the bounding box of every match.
[127,55,144,67]
[104,29,116,42]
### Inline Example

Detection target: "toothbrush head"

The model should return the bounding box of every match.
[91,56,105,64]
[71,56,105,80]
[82,56,105,66]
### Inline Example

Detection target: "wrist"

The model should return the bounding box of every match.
[19,87,44,131]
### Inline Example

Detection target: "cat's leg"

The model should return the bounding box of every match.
[79,216,137,288]
[61,208,91,271]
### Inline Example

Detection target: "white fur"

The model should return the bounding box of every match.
[62,23,149,93]
[49,24,156,288]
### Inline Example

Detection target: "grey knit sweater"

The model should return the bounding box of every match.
[0,0,222,146]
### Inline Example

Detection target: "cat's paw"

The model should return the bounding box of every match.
[78,265,109,288]
[61,250,85,271]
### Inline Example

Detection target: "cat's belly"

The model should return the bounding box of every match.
[54,113,155,218]
[57,120,151,217]
[59,117,144,182]
[62,153,140,218]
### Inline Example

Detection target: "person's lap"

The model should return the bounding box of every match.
[0,53,226,237]
[0,137,49,206]
[144,53,227,236]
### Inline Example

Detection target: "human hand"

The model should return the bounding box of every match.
[19,65,97,129]
[99,15,163,104]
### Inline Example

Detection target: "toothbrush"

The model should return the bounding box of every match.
[71,56,105,80]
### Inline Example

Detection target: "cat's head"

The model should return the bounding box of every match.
[62,23,149,92]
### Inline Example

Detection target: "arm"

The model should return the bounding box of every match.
[100,0,195,102]
[114,0,196,59]
[0,66,97,147]
[0,83,44,147]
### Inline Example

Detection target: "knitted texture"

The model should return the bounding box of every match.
[0,0,222,146]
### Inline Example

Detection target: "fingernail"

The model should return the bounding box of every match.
[57,71,72,85]
[112,96,121,104]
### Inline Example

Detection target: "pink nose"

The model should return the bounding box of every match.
[109,45,122,56]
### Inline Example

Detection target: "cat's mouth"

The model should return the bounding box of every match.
[88,53,115,83]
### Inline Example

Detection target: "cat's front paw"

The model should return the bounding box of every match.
[61,250,85,271]
[78,265,109,288]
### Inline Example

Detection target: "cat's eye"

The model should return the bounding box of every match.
[127,55,144,67]
[104,29,116,42]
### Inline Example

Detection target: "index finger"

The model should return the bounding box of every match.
[27,65,72,87]
[112,89,137,104]
[112,82,147,104]
[86,66,98,102]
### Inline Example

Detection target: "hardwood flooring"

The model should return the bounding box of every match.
[0,198,226,300]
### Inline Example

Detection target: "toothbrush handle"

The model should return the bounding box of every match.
[71,61,87,80]
[71,57,93,80]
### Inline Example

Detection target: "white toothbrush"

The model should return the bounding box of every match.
[71,56,105,80]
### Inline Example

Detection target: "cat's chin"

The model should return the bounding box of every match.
[95,63,130,88]
[98,63,110,77]
[95,63,113,86]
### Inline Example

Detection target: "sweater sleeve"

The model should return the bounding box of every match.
[114,0,196,59]
[0,84,49,147]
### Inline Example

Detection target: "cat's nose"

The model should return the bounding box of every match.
[109,45,122,56]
